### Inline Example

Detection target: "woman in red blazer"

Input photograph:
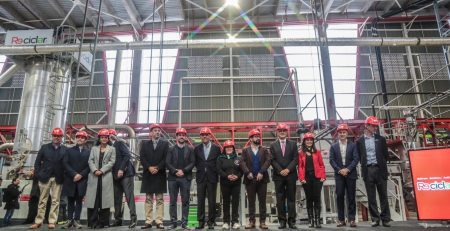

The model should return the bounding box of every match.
[298,132,326,228]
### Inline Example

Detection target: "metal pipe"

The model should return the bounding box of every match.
[371,92,446,116]
[0,64,19,87]
[0,143,14,151]
[6,37,450,55]
[109,49,122,127]
[229,47,234,122]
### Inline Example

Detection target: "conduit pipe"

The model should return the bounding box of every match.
[3,37,450,55]
[0,64,19,87]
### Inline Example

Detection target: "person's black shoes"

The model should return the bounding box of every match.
[288,222,297,229]
[382,221,391,227]
[112,220,122,227]
[156,223,165,229]
[141,223,152,229]
[129,218,138,229]
[278,221,287,229]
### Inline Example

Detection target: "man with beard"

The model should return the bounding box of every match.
[166,128,195,229]
[30,128,67,229]
[194,127,221,229]
[240,129,271,229]
[61,131,91,229]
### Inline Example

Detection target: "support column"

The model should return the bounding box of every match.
[129,49,142,123]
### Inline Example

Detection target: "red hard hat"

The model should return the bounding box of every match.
[365,116,380,126]
[51,128,64,136]
[336,124,349,133]
[75,131,88,139]
[248,129,261,138]
[149,123,161,131]
[276,123,289,131]
[223,140,235,148]
[98,129,110,137]
[108,128,117,136]
[303,132,315,140]
[176,128,187,135]
[200,127,212,135]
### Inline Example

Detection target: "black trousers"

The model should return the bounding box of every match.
[197,181,217,224]
[113,176,137,221]
[67,194,84,221]
[335,175,356,221]
[302,172,323,211]
[274,178,297,223]
[364,165,391,222]
[168,178,191,225]
[88,176,110,227]
[245,182,267,222]
[221,181,240,224]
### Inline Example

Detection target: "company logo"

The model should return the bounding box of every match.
[417,181,450,191]
[11,36,48,45]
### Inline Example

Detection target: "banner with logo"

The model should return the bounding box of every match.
[409,147,450,220]
[5,29,54,45]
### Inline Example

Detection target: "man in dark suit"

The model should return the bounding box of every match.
[166,128,196,230]
[31,127,67,230]
[329,124,359,227]
[61,131,90,229]
[241,129,271,230]
[356,116,391,227]
[140,124,169,229]
[270,123,298,229]
[194,127,221,229]
[109,129,137,228]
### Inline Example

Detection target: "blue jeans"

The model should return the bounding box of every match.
[168,178,191,225]
[3,209,15,226]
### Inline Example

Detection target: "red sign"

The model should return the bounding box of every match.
[409,148,450,220]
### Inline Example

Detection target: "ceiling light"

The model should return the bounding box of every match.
[225,0,239,7]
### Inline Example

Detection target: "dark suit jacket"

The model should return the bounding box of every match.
[140,139,169,193]
[270,139,298,181]
[166,144,196,181]
[356,134,389,181]
[62,145,90,197]
[240,146,271,185]
[34,143,67,184]
[329,140,359,179]
[112,140,135,178]
[194,142,221,184]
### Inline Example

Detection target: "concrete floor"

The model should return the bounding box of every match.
[1,221,449,230]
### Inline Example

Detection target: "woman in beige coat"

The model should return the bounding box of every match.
[86,129,116,228]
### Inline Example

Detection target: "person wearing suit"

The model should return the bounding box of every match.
[270,123,298,229]
[356,116,391,227]
[298,132,326,228]
[241,129,271,230]
[217,140,242,230]
[329,124,359,227]
[140,124,169,229]
[109,128,137,228]
[30,128,67,230]
[194,127,221,229]
[166,128,196,230]
[61,131,91,229]
[86,129,116,229]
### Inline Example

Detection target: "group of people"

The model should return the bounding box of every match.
[4,115,391,229]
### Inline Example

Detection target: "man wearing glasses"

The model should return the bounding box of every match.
[194,127,221,229]
[269,123,298,229]
[30,128,67,229]
[166,128,196,229]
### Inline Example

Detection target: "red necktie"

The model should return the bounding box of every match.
[281,142,286,157]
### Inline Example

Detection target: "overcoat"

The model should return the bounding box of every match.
[139,139,169,193]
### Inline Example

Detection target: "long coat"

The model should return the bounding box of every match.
[85,145,116,209]
[140,139,169,193]
[62,145,91,197]
[194,142,221,184]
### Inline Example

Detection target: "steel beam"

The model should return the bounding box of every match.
[48,0,76,26]
[18,0,52,28]
[128,49,142,123]
[75,0,98,27]
[102,0,121,26]
[121,0,142,31]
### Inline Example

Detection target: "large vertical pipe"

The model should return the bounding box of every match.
[129,50,142,123]
[109,50,123,126]
[51,62,72,131]
[229,47,235,122]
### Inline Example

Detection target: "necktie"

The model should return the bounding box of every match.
[281,142,286,157]
[153,140,157,150]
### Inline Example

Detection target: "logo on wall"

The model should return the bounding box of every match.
[5,29,54,45]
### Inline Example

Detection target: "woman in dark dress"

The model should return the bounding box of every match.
[86,129,116,229]
[298,132,326,228]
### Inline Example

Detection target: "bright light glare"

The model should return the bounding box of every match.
[227,33,237,42]
[225,0,239,7]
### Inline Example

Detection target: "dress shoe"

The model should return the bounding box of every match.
[30,223,42,229]
[244,221,255,229]
[260,222,268,229]
[382,221,391,227]
[48,223,56,229]
[141,223,152,229]
[337,221,346,227]
[288,222,297,229]
[371,221,380,227]
[129,219,138,228]
[73,220,83,229]
[349,220,357,227]
[208,223,215,229]
[156,223,165,229]
[169,223,177,230]
[278,221,286,229]
[196,222,205,229]
[112,220,122,227]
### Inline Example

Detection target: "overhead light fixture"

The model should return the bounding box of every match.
[225,0,239,8]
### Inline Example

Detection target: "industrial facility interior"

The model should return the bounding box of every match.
[0,0,449,230]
